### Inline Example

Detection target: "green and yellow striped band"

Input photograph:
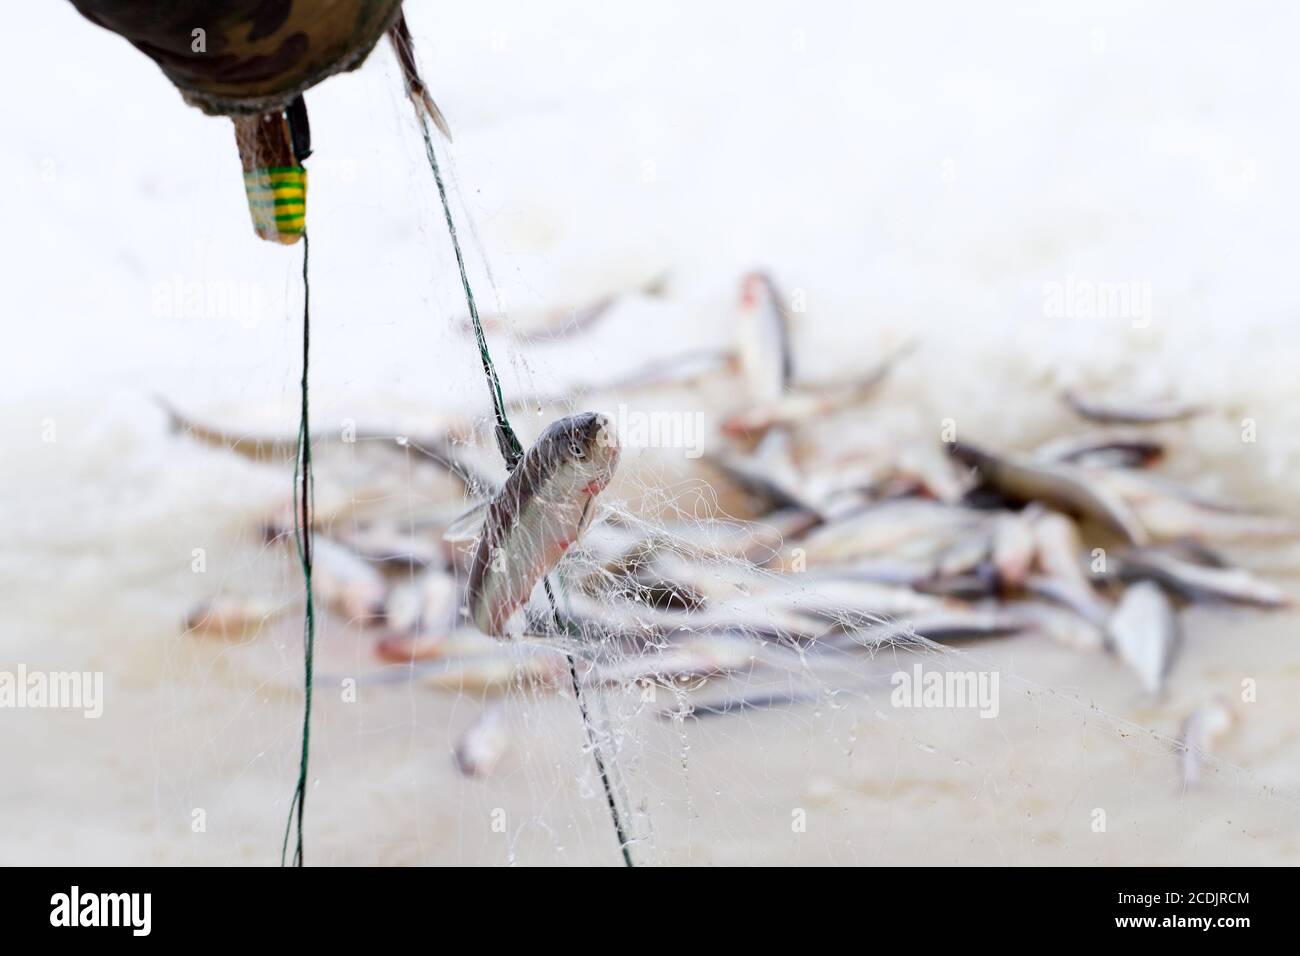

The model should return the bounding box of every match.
[243,166,307,244]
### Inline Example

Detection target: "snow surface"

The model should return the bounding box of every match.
[3,1,1300,865]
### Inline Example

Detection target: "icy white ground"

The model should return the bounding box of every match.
[3,2,1300,864]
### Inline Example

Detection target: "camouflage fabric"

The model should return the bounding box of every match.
[68,0,405,115]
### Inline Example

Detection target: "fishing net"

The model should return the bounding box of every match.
[10,3,1300,868]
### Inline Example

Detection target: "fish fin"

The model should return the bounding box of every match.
[419,90,453,142]
[443,501,489,543]
[641,271,671,297]
[153,393,186,433]
[388,10,453,141]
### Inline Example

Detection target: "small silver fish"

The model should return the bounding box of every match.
[330,630,562,691]
[1009,600,1106,652]
[568,518,651,572]
[914,570,1000,600]
[588,634,760,687]
[1179,697,1235,788]
[1034,431,1164,469]
[377,572,457,660]
[157,395,475,481]
[506,348,731,413]
[661,689,821,721]
[704,427,821,518]
[892,441,971,502]
[457,412,621,636]
[339,525,445,573]
[721,343,912,437]
[551,580,824,645]
[992,507,1040,589]
[464,273,668,342]
[157,394,321,463]
[629,549,765,605]
[454,703,511,778]
[1107,581,1179,694]
[931,522,993,579]
[1031,511,1086,581]
[781,575,947,623]
[185,597,286,636]
[951,442,1147,545]
[1108,468,1256,510]
[657,601,832,644]
[1129,496,1296,543]
[1030,510,1111,624]
[626,509,818,566]
[414,639,568,693]
[1088,468,1295,541]
[704,453,820,518]
[375,630,446,663]
[846,609,1025,646]
[736,271,794,405]
[308,536,388,624]
[833,559,938,588]
[1063,389,1202,425]
[1024,574,1111,630]
[1117,549,1290,608]
[774,499,983,568]
[382,568,459,635]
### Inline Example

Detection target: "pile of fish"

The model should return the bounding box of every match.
[176,269,1295,783]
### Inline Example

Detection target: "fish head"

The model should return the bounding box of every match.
[739,271,775,310]
[538,411,621,496]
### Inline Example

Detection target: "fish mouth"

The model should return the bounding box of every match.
[589,412,618,451]
[719,414,755,438]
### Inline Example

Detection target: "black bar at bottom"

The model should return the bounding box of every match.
[0,866,1273,940]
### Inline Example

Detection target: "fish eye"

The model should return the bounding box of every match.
[569,440,586,459]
